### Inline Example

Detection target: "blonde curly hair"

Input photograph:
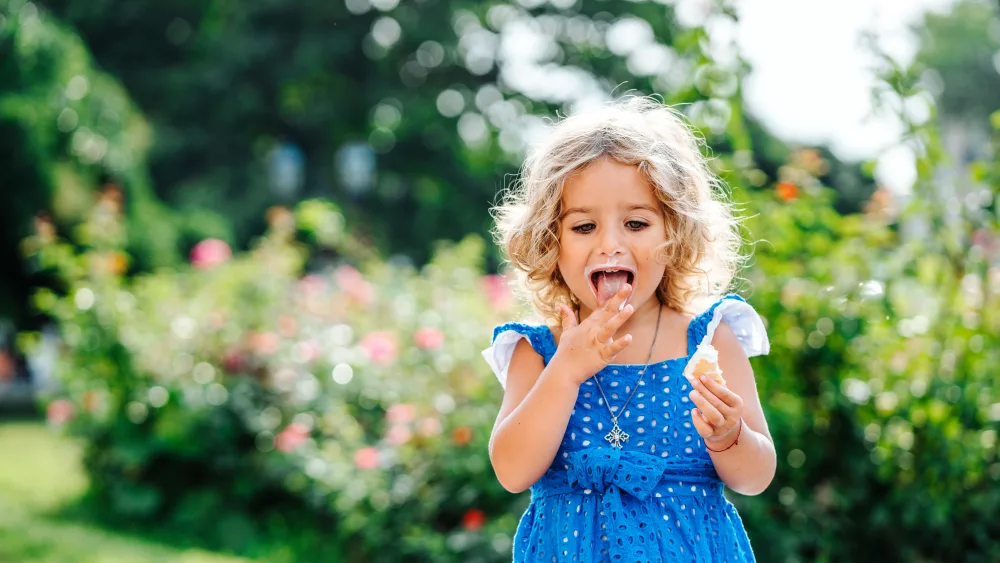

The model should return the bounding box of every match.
[492,96,747,324]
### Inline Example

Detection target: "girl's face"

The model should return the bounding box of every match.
[557,157,668,320]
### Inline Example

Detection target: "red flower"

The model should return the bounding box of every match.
[776,181,798,202]
[190,239,232,269]
[222,350,244,373]
[47,399,76,425]
[361,331,397,365]
[413,327,445,350]
[354,447,380,470]
[462,508,487,531]
[0,351,14,382]
[275,422,310,453]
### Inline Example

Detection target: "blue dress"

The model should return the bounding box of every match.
[482,295,771,563]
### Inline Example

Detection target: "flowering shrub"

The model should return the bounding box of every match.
[25,198,529,560]
[23,127,1000,561]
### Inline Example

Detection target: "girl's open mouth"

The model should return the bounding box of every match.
[588,267,635,307]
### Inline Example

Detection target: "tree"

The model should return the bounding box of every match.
[40,0,757,264]
[0,2,225,328]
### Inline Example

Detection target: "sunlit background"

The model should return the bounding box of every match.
[1,0,999,561]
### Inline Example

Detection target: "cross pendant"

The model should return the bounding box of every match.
[604,418,629,448]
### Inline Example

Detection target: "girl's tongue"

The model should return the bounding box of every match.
[594,271,630,307]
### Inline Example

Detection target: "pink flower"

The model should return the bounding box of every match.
[275,422,310,453]
[47,399,75,425]
[481,275,512,311]
[190,239,232,269]
[292,340,320,364]
[298,274,328,296]
[418,417,443,437]
[386,425,413,446]
[972,229,998,259]
[361,331,397,365]
[354,447,380,470]
[334,265,375,305]
[413,327,445,350]
[386,403,416,425]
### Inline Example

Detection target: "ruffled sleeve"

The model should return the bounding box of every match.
[481,323,555,389]
[687,295,770,358]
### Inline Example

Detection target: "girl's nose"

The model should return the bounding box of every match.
[597,229,625,257]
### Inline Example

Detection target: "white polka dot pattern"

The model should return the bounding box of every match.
[489,295,765,562]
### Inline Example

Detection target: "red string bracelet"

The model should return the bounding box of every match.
[706,418,743,453]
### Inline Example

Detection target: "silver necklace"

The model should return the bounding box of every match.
[592,304,662,448]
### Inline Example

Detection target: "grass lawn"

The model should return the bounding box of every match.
[0,420,257,563]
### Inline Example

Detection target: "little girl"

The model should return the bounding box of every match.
[482,97,775,562]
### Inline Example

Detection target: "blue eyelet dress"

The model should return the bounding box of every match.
[482,295,770,563]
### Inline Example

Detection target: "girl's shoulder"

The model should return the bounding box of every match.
[687,294,770,358]
[483,321,557,389]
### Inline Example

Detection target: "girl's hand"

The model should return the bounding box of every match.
[689,374,744,448]
[552,284,634,385]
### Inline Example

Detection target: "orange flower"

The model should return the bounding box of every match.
[278,315,298,337]
[776,181,798,201]
[462,508,487,531]
[418,417,443,437]
[266,206,295,230]
[452,426,473,446]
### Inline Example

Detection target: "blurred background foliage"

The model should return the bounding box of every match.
[1,0,999,561]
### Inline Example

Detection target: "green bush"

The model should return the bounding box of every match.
[23,98,1000,563]
[26,197,528,561]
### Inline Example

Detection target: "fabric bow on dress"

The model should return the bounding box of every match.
[561,449,719,562]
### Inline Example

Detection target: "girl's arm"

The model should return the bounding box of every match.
[689,322,777,496]
[489,285,635,493]
[488,340,583,493]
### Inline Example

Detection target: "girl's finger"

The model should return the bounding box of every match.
[691,408,715,438]
[603,333,633,358]
[699,376,744,411]
[595,283,632,323]
[596,304,634,343]
[558,303,579,331]
[691,377,737,417]
[688,389,726,427]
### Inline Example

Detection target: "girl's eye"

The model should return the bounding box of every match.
[626,220,648,231]
[572,223,595,234]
